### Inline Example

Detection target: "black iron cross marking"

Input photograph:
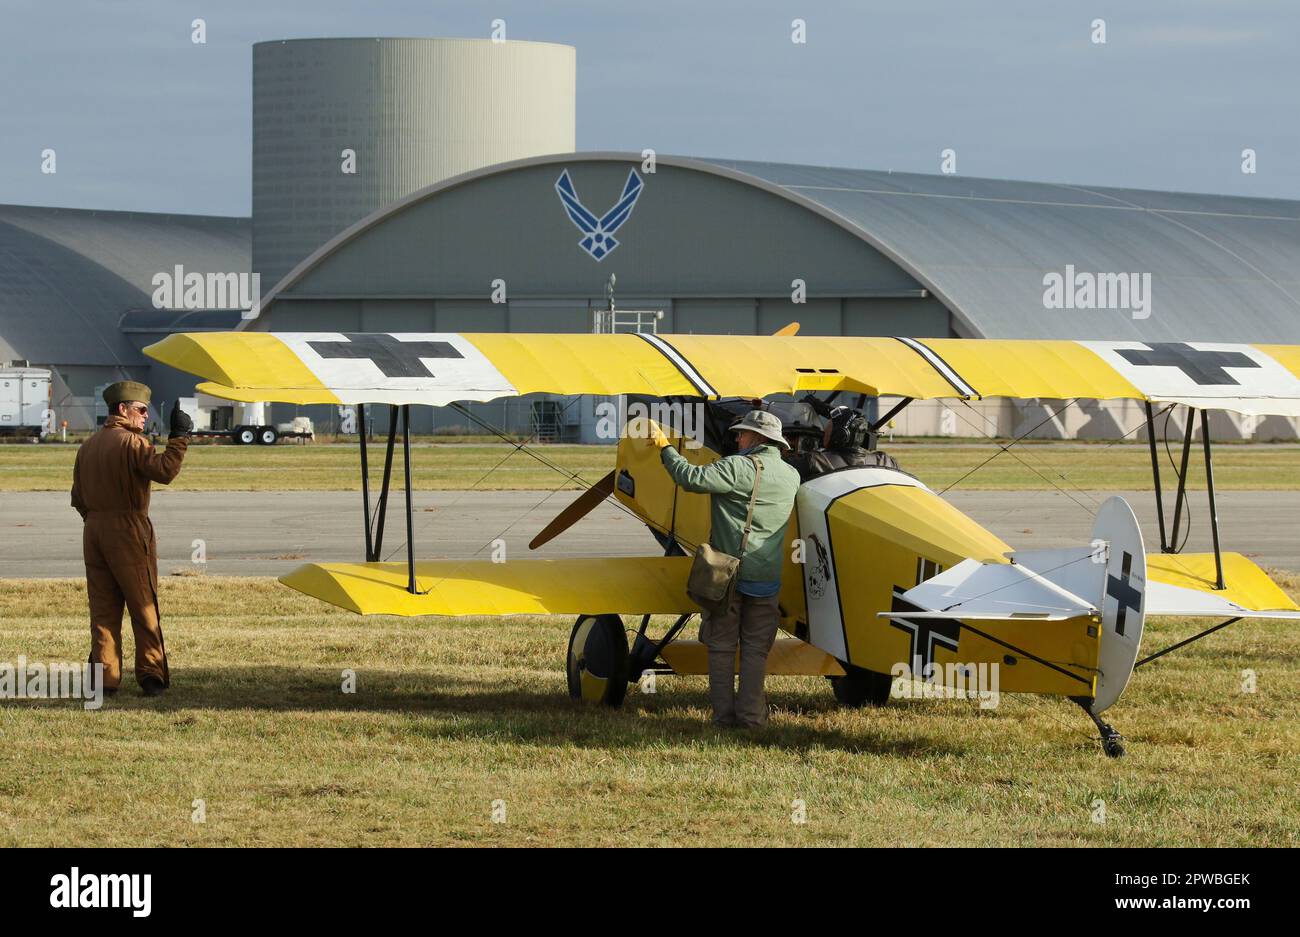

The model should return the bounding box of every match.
[1115,342,1260,386]
[307,333,463,378]
[889,592,961,676]
[1106,552,1142,637]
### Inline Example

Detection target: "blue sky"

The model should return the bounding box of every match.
[2,0,1296,215]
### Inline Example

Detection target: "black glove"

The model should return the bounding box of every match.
[169,400,193,439]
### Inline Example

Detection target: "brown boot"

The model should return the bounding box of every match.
[140,676,166,697]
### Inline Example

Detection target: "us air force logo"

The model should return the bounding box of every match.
[554,168,644,261]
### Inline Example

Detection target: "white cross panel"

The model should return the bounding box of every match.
[278,333,518,406]
[1081,340,1300,416]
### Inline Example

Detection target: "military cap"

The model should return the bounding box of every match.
[103,381,152,408]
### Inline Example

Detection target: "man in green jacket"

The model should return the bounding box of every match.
[648,410,801,727]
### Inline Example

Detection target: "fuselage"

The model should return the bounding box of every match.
[615,438,1100,694]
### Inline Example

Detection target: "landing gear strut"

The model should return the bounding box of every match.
[566,612,694,708]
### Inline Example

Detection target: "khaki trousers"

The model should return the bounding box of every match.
[83,512,169,690]
[699,590,781,727]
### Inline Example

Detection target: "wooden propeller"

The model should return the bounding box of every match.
[528,470,618,549]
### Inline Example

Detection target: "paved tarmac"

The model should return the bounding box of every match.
[2,487,1297,579]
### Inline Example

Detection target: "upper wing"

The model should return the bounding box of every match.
[143,331,1300,416]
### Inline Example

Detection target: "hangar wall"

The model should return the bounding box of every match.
[251,158,952,436]
[265,161,933,303]
[0,204,251,429]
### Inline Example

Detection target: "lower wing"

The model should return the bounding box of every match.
[1146,552,1300,619]
[281,556,697,617]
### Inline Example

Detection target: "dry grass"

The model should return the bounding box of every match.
[3,441,1299,493]
[1,575,1296,847]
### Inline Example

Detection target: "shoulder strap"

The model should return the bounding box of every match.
[738,455,763,557]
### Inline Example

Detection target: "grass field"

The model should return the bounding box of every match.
[3,440,1299,491]
[1,576,1296,847]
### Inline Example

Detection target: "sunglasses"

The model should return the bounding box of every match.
[126,404,148,415]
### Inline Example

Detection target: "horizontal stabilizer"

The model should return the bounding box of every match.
[879,609,1079,621]
[883,556,1097,622]
[1004,545,1108,608]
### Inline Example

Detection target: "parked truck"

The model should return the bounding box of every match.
[0,366,52,439]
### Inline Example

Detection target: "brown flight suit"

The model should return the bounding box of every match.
[70,415,188,690]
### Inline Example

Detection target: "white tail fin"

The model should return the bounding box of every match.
[1006,497,1147,713]
[1086,497,1147,714]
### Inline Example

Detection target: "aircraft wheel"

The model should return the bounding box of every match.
[831,664,893,708]
[566,614,629,707]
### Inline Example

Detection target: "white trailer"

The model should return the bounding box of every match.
[184,396,313,445]
[0,366,52,438]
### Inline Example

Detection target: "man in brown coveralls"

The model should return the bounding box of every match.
[70,382,192,696]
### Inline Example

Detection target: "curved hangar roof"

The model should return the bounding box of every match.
[0,204,249,366]
[256,153,1300,343]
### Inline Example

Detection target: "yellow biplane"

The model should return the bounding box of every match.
[145,330,1300,756]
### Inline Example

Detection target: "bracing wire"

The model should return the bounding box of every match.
[378,395,594,565]
[376,397,705,593]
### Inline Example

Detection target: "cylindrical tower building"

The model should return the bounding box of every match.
[252,37,576,287]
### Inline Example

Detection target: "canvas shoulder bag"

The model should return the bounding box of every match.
[686,456,763,614]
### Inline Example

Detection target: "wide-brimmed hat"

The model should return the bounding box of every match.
[730,409,789,450]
